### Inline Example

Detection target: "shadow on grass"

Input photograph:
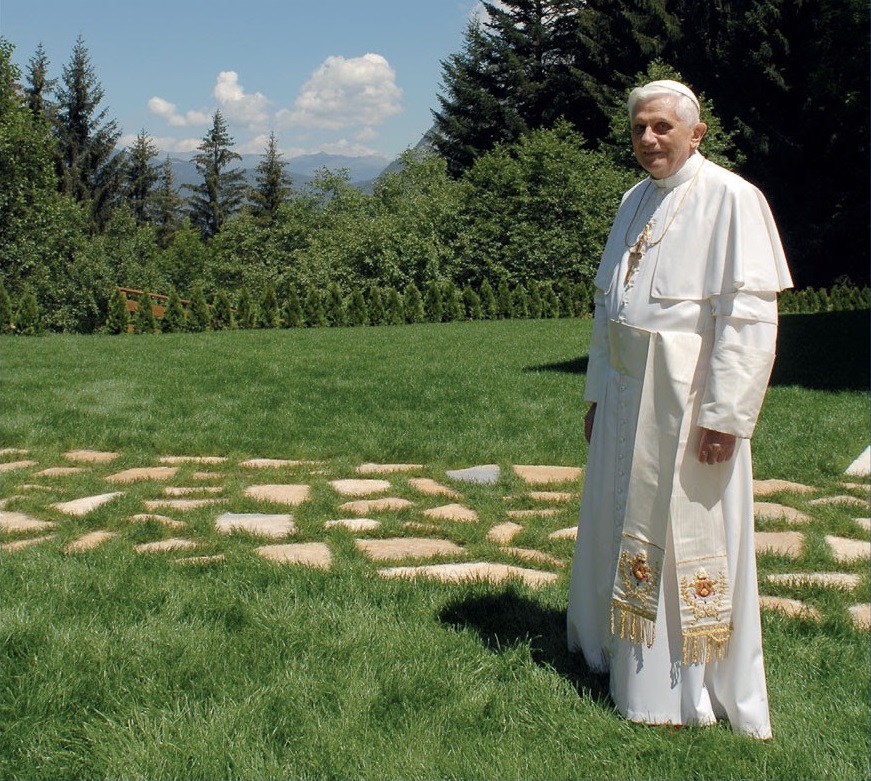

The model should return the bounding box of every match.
[525,356,589,375]
[438,590,610,705]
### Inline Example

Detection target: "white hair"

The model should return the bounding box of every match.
[628,80,701,126]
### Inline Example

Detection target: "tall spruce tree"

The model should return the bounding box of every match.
[186,110,247,239]
[123,130,160,225]
[152,156,184,248]
[249,131,293,223]
[24,42,56,119]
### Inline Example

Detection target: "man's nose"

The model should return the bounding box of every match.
[640,126,656,145]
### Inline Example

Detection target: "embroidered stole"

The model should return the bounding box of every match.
[610,326,733,665]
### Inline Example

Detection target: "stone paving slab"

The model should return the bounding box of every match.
[325,518,381,532]
[487,521,524,544]
[255,542,332,568]
[848,604,870,630]
[240,458,321,469]
[35,467,85,477]
[753,479,816,496]
[378,561,558,588]
[1,534,55,551]
[164,486,224,496]
[143,498,224,511]
[175,555,227,565]
[53,492,123,516]
[825,535,871,563]
[502,546,564,567]
[106,467,179,483]
[856,518,871,533]
[1,512,55,533]
[754,502,813,524]
[755,531,804,558]
[356,463,423,474]
[329,478,391,496]
[548,526,578,541]
[446,465,500,485]
[423,503,479,523]
[159,456,228,464]
[0,448,29,456]
[528,491,575,502]
[759,595,821,621]
[338,497,414,514]
[243,484,311,506]
[0,460,38,473]
[134,538,200,553]
[216,512,297,538]
[810,495,869,509]
[407,478,461,499]
[766,572,861,589]
[513,465,583,485]
[63,530,117,553]
[63,449,120,463]
[355,537,464,561]
[130,513,186,529]
[507,508,562,519]
[192,471,224,480]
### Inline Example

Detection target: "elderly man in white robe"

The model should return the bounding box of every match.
[566,79,792,739]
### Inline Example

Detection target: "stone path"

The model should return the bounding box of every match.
[1,447,868,632]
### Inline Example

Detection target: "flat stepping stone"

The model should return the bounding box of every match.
[164,486,224,496]
[143,498,223,511]
[1,512,55,533]
[338,498,414,514]
[528,491,575,502]
[53,492,123,516]
[845,446,870,477]
[1,534,55,551]
[129,513,185,529]
[325,518,381,532]
[0,460,37,473]
[0,448,28,456]
[240,458,320,468]
[759,595,821,621]
[356,463,423,474]
[379,561,558,588]
[175,555,226,566]
[63,530,116,553]
[135,538,200,553]
[487,521,524,544]
[848,604,870,631]
[507,508,562,519]
[548,526,578,541]
[330,478,391,497]
[825,535,870,563]
[766,572,861,589]
[159,456,228,464]
[856,518,870,533]
[513,465,583,485]
[502,546,564,567]
[106,467,178,483]
[407,478,461,499]
[402,521,440,534]
[423,503,479,523]
[243,484,311,506]
[35,467,85,477]
[63,449,120,463]
[446,465,500,485]
[753,479,815,496]
[192,471,224,480]
[255,542,332,569]
[810,495,869,509]
[355,537,464,561]
[215,512,297,538]
[754,502,813,524]
[755,531,804,558]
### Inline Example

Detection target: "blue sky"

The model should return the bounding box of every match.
[1,0,480,161]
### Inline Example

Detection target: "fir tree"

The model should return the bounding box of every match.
[442,281,465,321]
[511,283,529,319]
[187,283,212,331]
[424,280,444,323]
[282,287,304,328]
[152,156,183,248]
[235,287,255,329]
[134,291,157,334]
[15,289,43,335]
[462,284,482,320]
[24,42,56,119]
[249,131,293,223]
[383,287,405,325]
[325,283,346,327]
[104,287,130,334]
[161,287,187,333]
[403,283,425,324]
[303,286,327,327]
[478,279,497,319]
[367,286,385,326]
[346,287,369,326]
[541,281,560,318]
[258,283,279,328]
[123,130,160,225]
[527,280,543,319]
[211,289,235,330]
[495,279,512,319]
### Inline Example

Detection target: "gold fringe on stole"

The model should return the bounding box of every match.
[611,603,656,648]
[681,623,732,665]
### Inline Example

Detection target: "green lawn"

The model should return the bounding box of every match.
[1,314,869,780]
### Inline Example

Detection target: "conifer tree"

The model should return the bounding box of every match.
[403,283,425,324]
[346,287,369,326]
[282,287,303,328]
[123,130,160,225]
[541,281,560,318]
[235,286,255,329]
[161,287,187,333]
[511,283,529,319]
[495,279,512,319]
[383,287,405,325]
[442,281,464,322]
[462,284,482,320]
[424,280,443,323]
[152,156,183,248]
[0,280,13,333]
[134,291,157,334]
[187,282,212,331]
[527,280,543,319]
[249,131,293,223]
[15,289,43,335]
[258,283,279,328]
[478,279,497,319]
[24,42,56,119]
[211,289,234,330]
[325,283,346,327]
[367,286,385,326]
[104,287,130,334]
[303,285,327,327]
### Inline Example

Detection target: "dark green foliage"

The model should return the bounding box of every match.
[345,287,369,326]
[325,283,346,327]
[235,287,255,330]
[122,130,160,224]
[282,288,303,329]
[367,286,386,326]
[511,283,529,319]
[462,284,482,320]
[495,279,512,319]
[161,287,187,333]
[424,280,444,323]
[258,284,279,329]
[134,291,157,334]
[211,289,234,330]
[249,131,293,223]
[383,287,405,325]
[187,283,212,332]
[442,281,465,322]
[403,283,424,324]
[0,280,13,333]
[478,278,497,320]
[303,286,327,328]
[540,281,560,318]
[104,287,130,334]
[14,288,43,335]
[527,280,543,319]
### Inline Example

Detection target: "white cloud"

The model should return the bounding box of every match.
[147,96,211,128]
[213,71,270,128]
[279,53,403,131]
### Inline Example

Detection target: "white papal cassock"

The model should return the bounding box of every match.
[567,151,792,739]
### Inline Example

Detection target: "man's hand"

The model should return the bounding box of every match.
[584,404,596,443]
[698,427,736,464]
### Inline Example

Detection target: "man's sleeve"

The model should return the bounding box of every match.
[583,290,609,404]
[696,291,779,438]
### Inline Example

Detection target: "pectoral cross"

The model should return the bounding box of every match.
[625,221,652,285]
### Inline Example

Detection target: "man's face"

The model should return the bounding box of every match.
[630,96,706,179]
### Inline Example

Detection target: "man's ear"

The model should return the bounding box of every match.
[691,122,708,149]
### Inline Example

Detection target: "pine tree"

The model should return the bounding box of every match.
[212,289,234,329]
[258,283,279,328]
[249,131,293,223]
[161,287,187,333]
[403,283,425,324]
[185,110,246,239]
[346,287,369,326]
[123,130,160,224]
[0,280,14,333]
[282,287,303,328]
[104,287,130,334]
[134,291,157,334]
[15,289,43,335]
[235,286,255,329]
